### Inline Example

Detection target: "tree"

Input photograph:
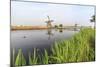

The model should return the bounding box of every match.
[59,24,63,28]
[54,25,58,28]
[90,15,95,22]
[90,15,95,28]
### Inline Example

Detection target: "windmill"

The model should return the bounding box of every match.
[45,16,54,28]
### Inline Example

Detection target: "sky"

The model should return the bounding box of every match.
[11,1,95,26]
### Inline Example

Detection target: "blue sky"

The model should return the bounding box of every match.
[11,1,95,26]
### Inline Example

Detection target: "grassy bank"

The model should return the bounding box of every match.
[49,28,95,63]
[13,28,95,66]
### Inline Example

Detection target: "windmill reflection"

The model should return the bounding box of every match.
[46,28,64,39]
[46,29,53,40]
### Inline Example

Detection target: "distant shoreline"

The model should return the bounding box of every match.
[11,26,50,31]
[11,28,51,31]
[11,25,92,31]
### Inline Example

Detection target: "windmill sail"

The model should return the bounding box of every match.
[45,16,54,28]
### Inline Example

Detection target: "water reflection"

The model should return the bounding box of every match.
[74,27,78,31]
[46,28,79,39]
[59,29,63,33]
[46,28,64,39]
[46,28,79,40]
[46,29,53,40]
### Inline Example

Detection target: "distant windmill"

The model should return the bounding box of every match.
[45,16,54,28]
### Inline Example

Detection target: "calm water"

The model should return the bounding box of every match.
[11,29,78,65]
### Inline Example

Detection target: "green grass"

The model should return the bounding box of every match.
[29,48,38,65]
[15,48,26,66]
[14,28,95,66]
[50,28,95,63]
[42,49,49,64]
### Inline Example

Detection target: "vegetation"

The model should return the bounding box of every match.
[13,28,95,66]
[59,24,63,28]
[50,28,95,63]
[29,48,38,65]
[54,25,58,28]
[12,48,15,67]
[42,49,49,64]
[54,24,63,29]
[15,49,26,66]
[90,15,95,22]
[90,15,96,28]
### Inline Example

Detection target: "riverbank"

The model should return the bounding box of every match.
[13,28,95,66]
[11,25,84,30]
[11,26,48,30]
[50,28,95,63]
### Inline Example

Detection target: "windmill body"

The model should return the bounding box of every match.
[45,16,54,28]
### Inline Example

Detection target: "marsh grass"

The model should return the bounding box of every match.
[50,28,95,63]
[15,49,26,66]
[14,28,95,66]
[29,48,38,65]
[41,49,49,64]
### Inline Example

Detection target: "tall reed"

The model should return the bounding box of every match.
[50,28,95,63]
[15,48,26,66]
[29,48,38,65]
